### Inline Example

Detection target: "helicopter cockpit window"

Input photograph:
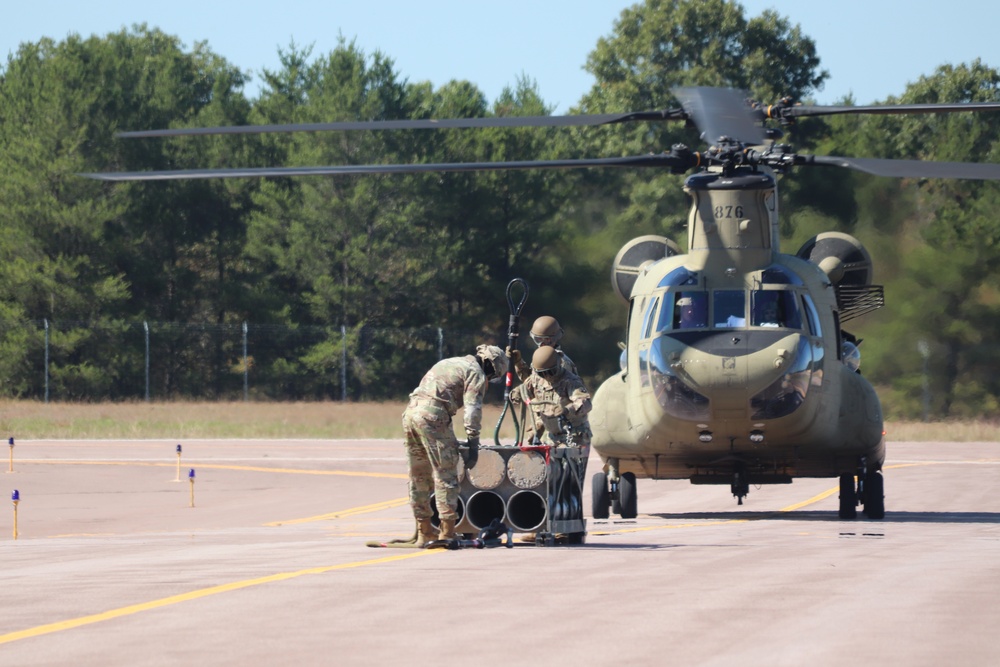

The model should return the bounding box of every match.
[641,296,661,339]
[656,267,699,289]
[714,290,746,328]
[750,290,803,329]
[759,265,804,286]
[801,294,822,336]
[671,292,707,329]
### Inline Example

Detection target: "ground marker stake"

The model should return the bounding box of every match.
[7,438,13,473]
[174,444,182,482]
[189,469,195,508]
[12,489,19,539]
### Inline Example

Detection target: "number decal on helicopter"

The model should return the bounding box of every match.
[714,205,744,219]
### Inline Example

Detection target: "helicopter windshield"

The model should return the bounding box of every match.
[714,290,746,328]
[668,291,708,329]
[750,290,802,329]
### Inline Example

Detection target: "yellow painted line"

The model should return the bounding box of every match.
[19,459,407,479]
[265,497,409,526]
[0,550,437,645]
[778,486,838,512]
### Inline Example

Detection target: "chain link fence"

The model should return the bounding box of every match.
[5,320,496,402]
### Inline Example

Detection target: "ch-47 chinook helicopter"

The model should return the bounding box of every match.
[85,86,1000,521]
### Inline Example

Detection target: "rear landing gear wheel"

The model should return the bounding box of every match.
[619,472,638,519]
[863,469,885,519]
[592,472,610,519]
[838,473,857,520]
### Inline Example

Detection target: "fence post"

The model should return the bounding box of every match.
[143,321,150,402]
[43,319,50,403]
[341,325,347,402]
[243,321,249,402]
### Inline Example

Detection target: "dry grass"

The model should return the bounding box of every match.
[0,400,521,440]
[0,399,995,442]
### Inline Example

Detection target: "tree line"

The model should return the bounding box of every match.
[1,0,998,418]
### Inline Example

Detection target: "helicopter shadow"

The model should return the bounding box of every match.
[643,510,1000,524]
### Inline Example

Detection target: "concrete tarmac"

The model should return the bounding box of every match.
[1,438,998,666]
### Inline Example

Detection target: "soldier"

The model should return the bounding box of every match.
[509,315,578,381]
[510,345,592,542]
[511,345,592,452]
[402,344,508,548]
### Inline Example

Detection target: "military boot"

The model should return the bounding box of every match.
[414,518,438,548]
[437,518,457,541]
[425,518,458,549]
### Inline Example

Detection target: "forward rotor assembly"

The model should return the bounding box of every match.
[83,87,1000,183]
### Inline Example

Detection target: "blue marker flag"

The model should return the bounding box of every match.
[12,489,19,501]
[176,444,182,453]
[188,469,195,479]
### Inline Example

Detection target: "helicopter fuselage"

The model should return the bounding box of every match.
[591,167,885,487]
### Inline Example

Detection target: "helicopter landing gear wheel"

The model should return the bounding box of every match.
[838,473,858,519]
[863,469,885,519]
[619,472,638,519]
[592,472,610,519]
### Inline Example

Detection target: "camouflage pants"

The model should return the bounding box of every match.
[402,400,461,521]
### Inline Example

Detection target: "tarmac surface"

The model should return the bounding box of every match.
[1,438,999,666]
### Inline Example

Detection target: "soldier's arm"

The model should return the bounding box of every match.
[462,370,487,438]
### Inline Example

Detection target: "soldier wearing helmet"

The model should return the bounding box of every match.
[509,345,592,542]
[509,315,578,381]
[401,344,508,547]
[510,346,592,451]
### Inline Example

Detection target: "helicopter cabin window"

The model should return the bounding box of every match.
[750,290,803,329]
[670,291,708,329]
[760,265,805,286]
[714,290,746,328]
[641,296,661,339]
[801,294,822,336]
[656,267,699,289]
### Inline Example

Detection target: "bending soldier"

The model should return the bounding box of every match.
[402,344,507,548]
[509,315,578,381]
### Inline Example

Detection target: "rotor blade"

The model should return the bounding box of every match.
[776,102,1000,121]
[673,87,764,145]
[80,154,691,181]
[115,110,689,139]
[803,155,1000,180]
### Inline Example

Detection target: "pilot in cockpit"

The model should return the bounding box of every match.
[675,296,707,329]
[754,296,783,327]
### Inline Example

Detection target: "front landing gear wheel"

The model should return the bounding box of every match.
[838,473,857,519]
[592,472,610,519]
[619,472,638,519]
[863,469,885,519]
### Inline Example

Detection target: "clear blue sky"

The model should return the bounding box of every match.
[4,1,999,113]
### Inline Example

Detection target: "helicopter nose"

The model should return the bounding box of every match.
[658,331,814,420]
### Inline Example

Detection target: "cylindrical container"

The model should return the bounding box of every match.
[506,489,547,531]
[507,450,547,489]
[467,448,505,490]
[465,490,507,530]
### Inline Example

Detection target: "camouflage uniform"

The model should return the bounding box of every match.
[510,365,592,454]
[402,355,487,522]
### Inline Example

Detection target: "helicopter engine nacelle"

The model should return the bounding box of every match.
[611,235,682,302]
[795,231,874,287]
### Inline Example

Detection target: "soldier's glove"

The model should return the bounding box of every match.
[462,437,480,467]
[506,347,521,366]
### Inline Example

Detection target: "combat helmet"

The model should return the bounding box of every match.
[531,346,560,376]
[529,316,563,347]
[476,344,509,380]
